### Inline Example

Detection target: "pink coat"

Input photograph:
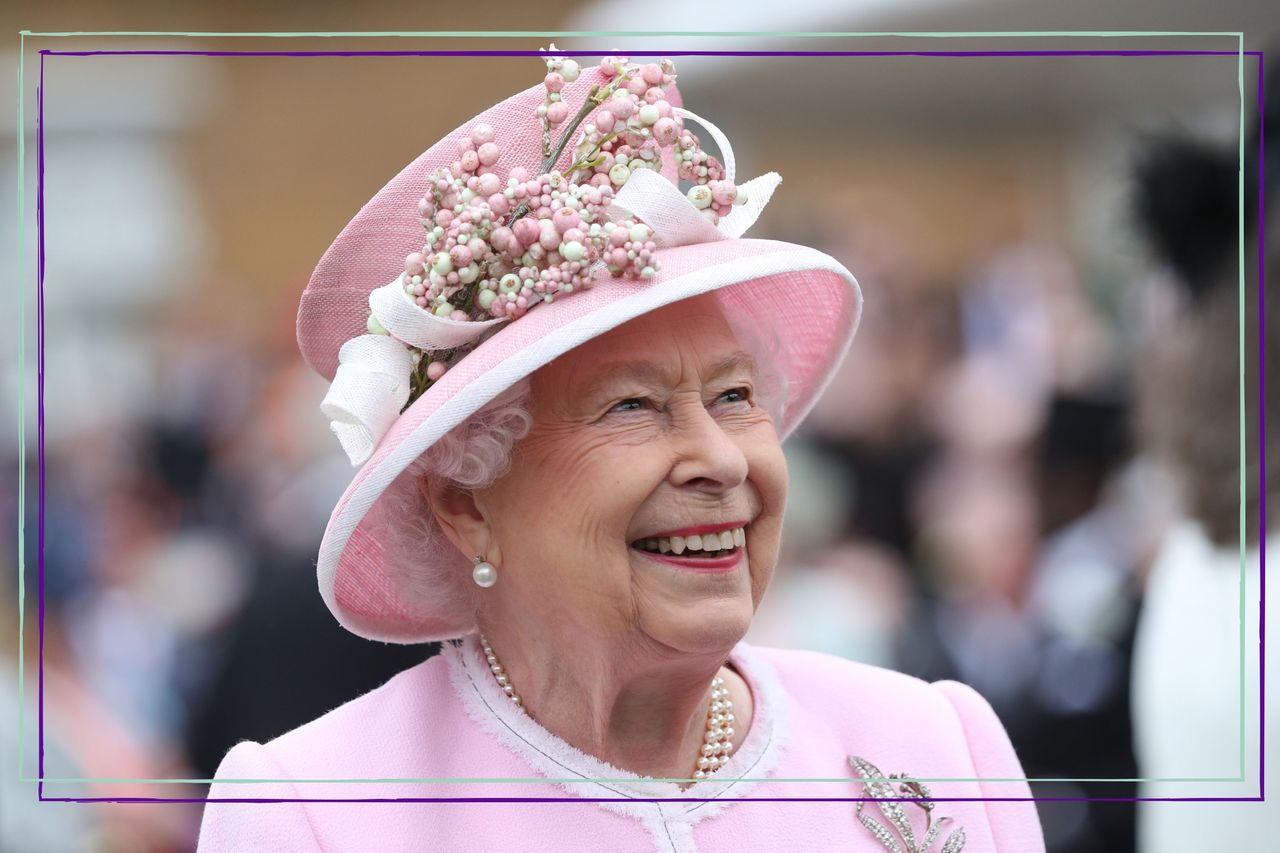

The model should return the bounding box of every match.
[198,636,1045,851]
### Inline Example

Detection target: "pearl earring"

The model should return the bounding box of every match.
[472,556,498,588]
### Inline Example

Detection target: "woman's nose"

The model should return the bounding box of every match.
[666,401,749,493]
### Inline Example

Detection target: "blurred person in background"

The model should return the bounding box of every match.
[1127,61,1279,850]
[892,248,1145,850]
[4,444,206,850]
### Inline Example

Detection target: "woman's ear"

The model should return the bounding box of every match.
[419,476,499,563]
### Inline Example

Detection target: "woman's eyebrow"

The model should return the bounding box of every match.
[710,351,760,381]
[578,361,671,401]
[580,351,759,399]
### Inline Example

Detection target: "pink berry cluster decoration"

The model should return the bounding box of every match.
[374,50,746,409]
[572,54,742,226]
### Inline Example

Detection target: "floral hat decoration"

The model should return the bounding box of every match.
[298,49,863,643]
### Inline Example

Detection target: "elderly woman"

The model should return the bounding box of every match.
[198,54,1044,852]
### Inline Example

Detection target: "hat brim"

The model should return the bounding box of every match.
[318,236,862,643]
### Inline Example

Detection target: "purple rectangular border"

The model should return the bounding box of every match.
[30,46,1266,805]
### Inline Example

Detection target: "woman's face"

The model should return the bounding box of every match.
[475,293,788,656]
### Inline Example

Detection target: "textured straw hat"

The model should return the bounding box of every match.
[298,53,863,643]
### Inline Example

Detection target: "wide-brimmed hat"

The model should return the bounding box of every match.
[298,55,863,643]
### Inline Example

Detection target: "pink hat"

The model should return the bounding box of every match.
[298,55,863,643]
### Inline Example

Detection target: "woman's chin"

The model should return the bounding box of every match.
[626,548,756,645]
[641,599,755,656]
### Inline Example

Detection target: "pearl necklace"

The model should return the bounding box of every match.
[480,635,736,780]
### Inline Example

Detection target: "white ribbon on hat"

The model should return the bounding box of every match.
[322,284,511,465]
[322,107,779,467]
[369,278,509,350]
[321,333,415,466]
[608,108,782,247]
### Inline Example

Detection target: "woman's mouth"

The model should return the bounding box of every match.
[629,527,747,573]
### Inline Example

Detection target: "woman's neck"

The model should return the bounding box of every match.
[477,629,754,784]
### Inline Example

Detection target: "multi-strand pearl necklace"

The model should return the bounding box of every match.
[480,635,735,780]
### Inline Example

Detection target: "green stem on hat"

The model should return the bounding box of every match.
[404,352,433,413]
[542,90,603,175]
[507,70,633,227]
[567,131,620,177]
[458,279,481,314]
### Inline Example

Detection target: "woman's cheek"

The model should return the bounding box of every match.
[750,439,789,513]
[748,445,787,606]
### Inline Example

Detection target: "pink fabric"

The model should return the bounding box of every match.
[198,640,1044,851]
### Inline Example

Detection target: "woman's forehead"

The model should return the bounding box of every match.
[536,302,756,396]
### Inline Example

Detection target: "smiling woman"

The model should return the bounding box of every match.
[197,52,1045,853]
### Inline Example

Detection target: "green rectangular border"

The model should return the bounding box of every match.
[14,29,1253,788]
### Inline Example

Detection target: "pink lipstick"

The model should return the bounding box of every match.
[630,545,743,573]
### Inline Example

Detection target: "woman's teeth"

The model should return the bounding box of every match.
[633,527,747,556]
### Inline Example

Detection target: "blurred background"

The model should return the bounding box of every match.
[3,2,1277,851]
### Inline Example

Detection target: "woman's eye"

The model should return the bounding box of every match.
[606,389,751,417]
[716,387,752,406]
[608,397,649,414]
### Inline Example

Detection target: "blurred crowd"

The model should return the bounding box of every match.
[3,52,1275,853]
